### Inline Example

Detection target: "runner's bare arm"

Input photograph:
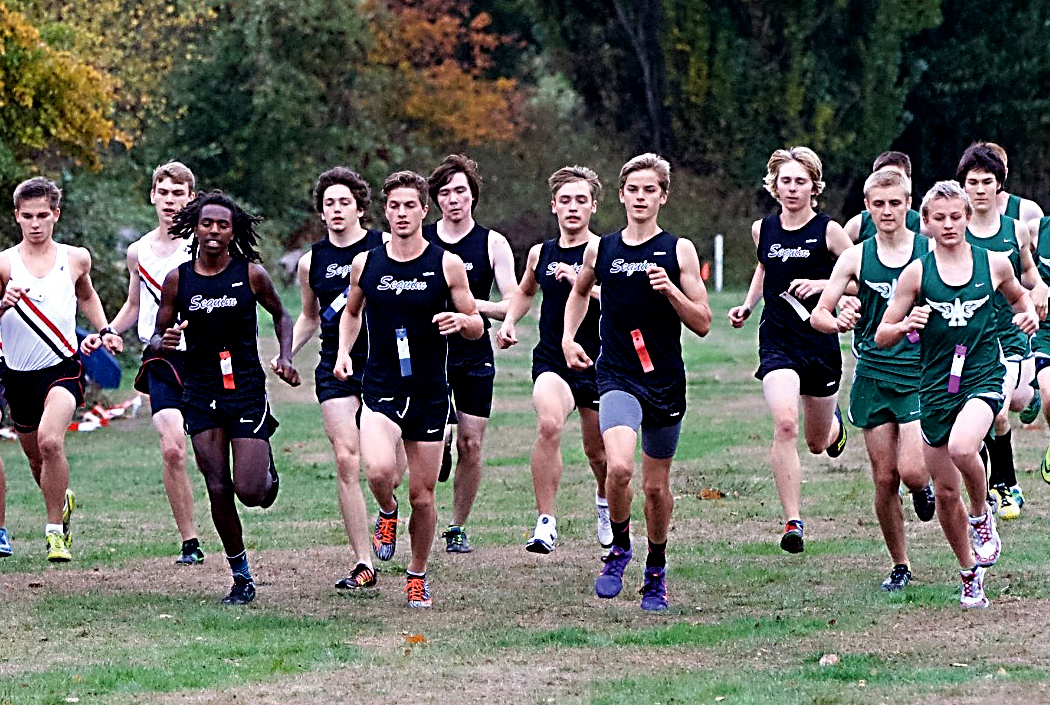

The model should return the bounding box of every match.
[73,247,122,354]
[476,230,516,320]
[496,243,541,349]
[728,221,764,327]
[875,260,926,348]
[436,252,484,340]
[562,239,598,369]
[811,244,862,334]
[108,240,141,336]
[249,262,299,386]
[1015,220,1048,321]
[651,238,710,337]
[334,254,367,380]
[991,251,1039,335]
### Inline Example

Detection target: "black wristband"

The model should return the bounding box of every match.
[99,326,117,337]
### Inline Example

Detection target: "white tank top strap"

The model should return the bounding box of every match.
[136,233,191,346]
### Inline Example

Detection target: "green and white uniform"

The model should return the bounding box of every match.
[965,216,1029,361]
[1031,217,1050,368]
[858,210,922,242]
[1003,194,1022,221]
[916,247,1005,447]
[848,233,929,428]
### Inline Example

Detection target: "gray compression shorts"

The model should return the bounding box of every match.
[598,389,682,459]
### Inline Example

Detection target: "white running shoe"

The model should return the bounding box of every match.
[970,510,1001,567]
[960,566,988,609]
[596,492,612,549]
[525,515,557,554]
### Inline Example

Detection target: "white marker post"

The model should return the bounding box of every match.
[713,234,724,292]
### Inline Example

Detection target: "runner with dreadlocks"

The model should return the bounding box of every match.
[153,191,299,605]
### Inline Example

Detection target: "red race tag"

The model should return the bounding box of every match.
[631,329,655,373]
[219,350,235,390]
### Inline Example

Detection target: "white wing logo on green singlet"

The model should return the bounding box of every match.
[864,279,896,300]
[1039,256,1050,268]
[926,296,989,327]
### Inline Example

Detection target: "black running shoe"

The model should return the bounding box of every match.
[336,562,377,590]
[880,564,911,592]
[438,428,454,483]
[260,448,279,509]
[442,525,473,553]
[780,520,804,554]
[826,407,847,458]
[221,576,256,605]
[175,538,205,565]
[911,483,936,522]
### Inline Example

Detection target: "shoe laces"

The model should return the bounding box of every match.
[973,514,993,544]
[349,564,375,586]
[639,569,665,598]
[889,564,909,582]
[404,576,428,601]
[375,515,397,544]
[442,527,465,545]
[601,547,631,570]
[961,570,981,598]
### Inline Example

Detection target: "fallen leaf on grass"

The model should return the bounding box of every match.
[819,653,839,666]
[405,634,426,644]
[698,488,725,500]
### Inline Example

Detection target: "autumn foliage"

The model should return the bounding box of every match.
[364,0,519,147]
[0,4,117,177]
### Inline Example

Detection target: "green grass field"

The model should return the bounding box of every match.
[3,291,1050,704]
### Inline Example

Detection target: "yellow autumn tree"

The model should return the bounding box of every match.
[363,0,519,147]
[0,4,117,180]
[14,0,212,140]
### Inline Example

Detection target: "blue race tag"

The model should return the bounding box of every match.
[396,327,411,376]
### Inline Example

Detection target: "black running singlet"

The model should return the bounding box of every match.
[423,223,494,368]
[358,243,451,397]
[593,230,684,395]
[308,230,383,374]
[176,258,264,396]
[534,238,600,369]
[756,212,838,354]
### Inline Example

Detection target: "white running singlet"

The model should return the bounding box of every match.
[135,233,191,347]
[0,244,77,371]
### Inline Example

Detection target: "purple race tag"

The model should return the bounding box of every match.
[947,344,966,394]
[906,330,920,344]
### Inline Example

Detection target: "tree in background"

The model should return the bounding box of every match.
[0,3,117,187]
[362,0,520,150]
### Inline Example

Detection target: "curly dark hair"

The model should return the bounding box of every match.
[170,190,263,262]
[313,167,371,215]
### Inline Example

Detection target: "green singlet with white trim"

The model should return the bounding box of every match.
[917,246,1003,420]
[965,215,1028,359]
[853,232,929,385]
[1031,216,1050,356]
[858,209,922,241]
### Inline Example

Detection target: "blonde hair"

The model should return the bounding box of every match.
[984,142,1008,168]
[548,165,602,201]
[151,161,195,191]
[763,147,825,208]
[920,180,973,220]
[618,153,670,193]
[863,168,912,199]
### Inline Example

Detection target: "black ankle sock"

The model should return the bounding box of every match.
[181,538,200,553]
[988,430,1017,487]
[380,500,398,518]
[646,540,666,568]
[611,518,631,551]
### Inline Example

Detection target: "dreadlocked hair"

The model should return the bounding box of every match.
[170,190,263,262]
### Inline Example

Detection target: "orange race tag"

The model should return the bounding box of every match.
[631,329,654,373]
[219,350,235,390]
